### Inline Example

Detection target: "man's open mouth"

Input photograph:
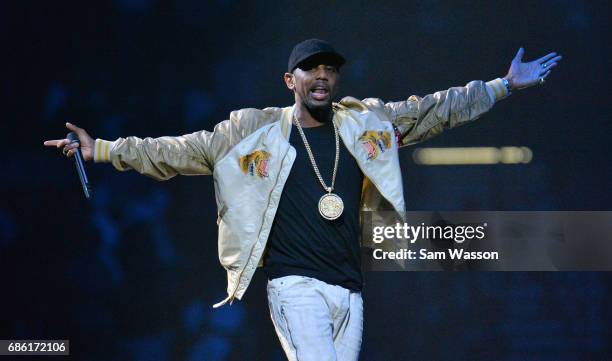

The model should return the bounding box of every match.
[310,86,329,101]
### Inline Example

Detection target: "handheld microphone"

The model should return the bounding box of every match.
[67,132,92,200]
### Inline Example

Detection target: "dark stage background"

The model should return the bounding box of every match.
[3,1,611,360]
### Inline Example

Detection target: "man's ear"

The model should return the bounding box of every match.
[284,72,295,90]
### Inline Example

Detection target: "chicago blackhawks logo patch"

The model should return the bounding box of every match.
[358,130,392,160]
[239,150,271,178]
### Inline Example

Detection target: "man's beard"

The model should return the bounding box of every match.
[304,99,333,123]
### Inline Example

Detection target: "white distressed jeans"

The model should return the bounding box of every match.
[267,275,363,361]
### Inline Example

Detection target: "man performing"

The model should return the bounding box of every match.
[44,39,562,361]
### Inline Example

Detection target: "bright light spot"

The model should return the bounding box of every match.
[412,146,533,165]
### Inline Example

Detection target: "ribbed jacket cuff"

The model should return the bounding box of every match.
[94,139,114,163]
[486,78,511,102]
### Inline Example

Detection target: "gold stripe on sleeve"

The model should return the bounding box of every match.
[491,81,501,100]
[96,139,102,162]
[496,79,507,98]
[104,141,110,161]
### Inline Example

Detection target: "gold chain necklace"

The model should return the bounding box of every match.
[293,114,344,220]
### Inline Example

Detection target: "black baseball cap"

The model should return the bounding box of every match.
[287,39,345,73]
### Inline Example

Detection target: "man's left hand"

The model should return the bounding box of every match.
[504,47,562,90]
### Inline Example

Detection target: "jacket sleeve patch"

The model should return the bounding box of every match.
[358,130,392,160]
[239,150,271,177]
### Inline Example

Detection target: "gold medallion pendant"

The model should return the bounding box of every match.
[293,113,344,220]
[318,193,344,220]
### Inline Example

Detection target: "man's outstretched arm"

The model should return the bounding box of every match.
[382,47,562,147]
[43,108,276,180]
[43,122,224,180]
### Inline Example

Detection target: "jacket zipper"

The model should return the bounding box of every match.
[229,142,296,302]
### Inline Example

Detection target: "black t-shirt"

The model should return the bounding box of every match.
[263,120,364,291]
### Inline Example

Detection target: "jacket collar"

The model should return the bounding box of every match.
[280,104,294,141]
[280,102,345,141]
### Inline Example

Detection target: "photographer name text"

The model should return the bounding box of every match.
[373,248,499,260]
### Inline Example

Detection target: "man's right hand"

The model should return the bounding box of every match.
[43,122,95,161]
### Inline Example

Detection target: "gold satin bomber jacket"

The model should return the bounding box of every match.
[93,78,509,307]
